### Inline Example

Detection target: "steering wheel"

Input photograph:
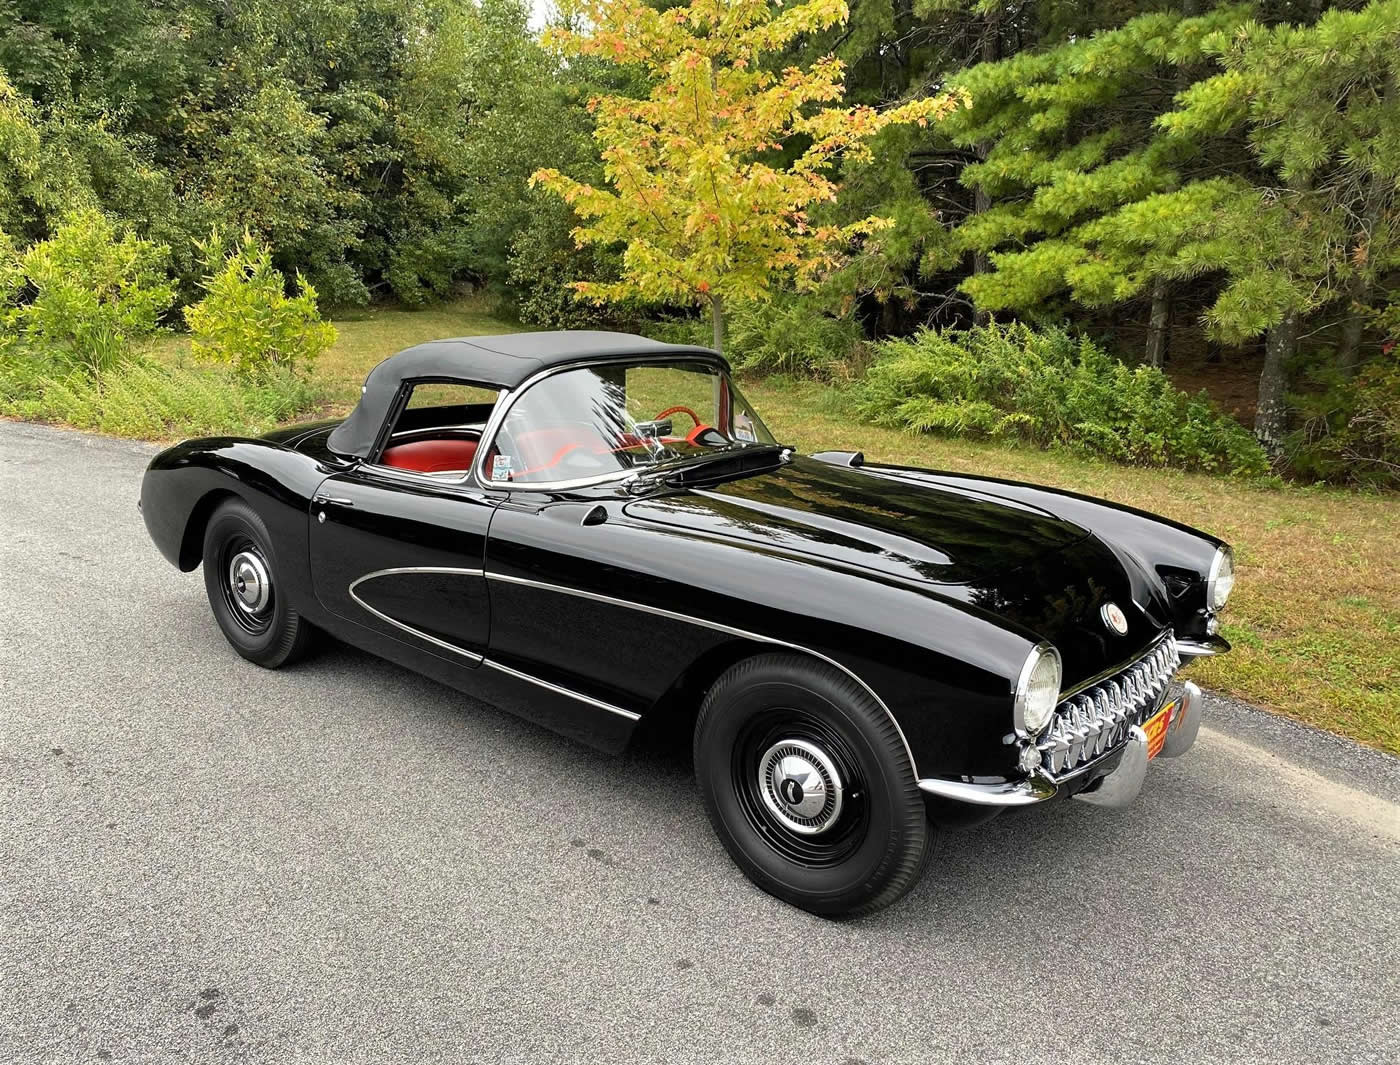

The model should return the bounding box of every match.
[654,405,702,429]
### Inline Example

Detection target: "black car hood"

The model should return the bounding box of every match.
[625,455,1089,587]
[626,456,1172,686]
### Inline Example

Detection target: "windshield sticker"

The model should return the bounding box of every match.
[492,455,513,482]
[733,410,756,443]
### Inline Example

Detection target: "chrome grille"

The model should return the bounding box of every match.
[1037,634,1181,777]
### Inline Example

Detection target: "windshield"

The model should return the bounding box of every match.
[484,360,777,486]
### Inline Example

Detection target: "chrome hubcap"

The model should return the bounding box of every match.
[758,738,844,835]
[228,550,271,615]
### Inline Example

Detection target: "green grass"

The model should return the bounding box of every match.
[17,298,1399,756]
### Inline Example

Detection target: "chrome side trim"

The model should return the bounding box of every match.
[486,571,920,775]
[481,658,641,721]
[347,567,486,663]
[345,566,641,723]
[917,776,1057,806]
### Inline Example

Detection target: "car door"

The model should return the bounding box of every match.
[484,494,728,713]
[308,465,497,664]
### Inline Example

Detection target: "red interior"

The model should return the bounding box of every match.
[380,423,718,480]
[380,437,480,474]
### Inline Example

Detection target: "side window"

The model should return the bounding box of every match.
[377,380,500,478]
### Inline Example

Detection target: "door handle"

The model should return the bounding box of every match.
[314,494,354,506]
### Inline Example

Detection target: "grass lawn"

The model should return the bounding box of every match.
[288,303,1400,757]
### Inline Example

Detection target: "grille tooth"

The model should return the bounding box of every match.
[1036,633,1179,780]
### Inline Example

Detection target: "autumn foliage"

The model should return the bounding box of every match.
[530,0,965,350]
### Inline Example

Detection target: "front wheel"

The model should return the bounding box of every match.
[694,654,930,918]
[201,498,315,669]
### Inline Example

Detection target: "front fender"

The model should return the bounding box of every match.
[862,462,1227,641]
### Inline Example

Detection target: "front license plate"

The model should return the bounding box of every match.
[1143,700,1176,759]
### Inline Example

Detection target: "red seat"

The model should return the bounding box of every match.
[380,437,480,474]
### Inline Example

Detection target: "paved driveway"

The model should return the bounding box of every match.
[2,421,1398,1064]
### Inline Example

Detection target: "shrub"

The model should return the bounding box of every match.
[0,355,319,439]
[3,208,174,377]
[505,196,641,330]
[725,293,865,376]
[857,322,1270,475]
[184,230,337,379]
[1288,355,1400,489]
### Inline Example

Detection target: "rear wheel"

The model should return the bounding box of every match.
[201,498,315,668]
[694,654,929,918]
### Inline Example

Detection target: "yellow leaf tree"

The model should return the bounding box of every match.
[530,0,966,354]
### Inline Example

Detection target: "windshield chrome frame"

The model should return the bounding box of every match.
[469,353,747,494]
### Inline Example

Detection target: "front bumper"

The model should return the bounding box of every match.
[917,681,1203,810]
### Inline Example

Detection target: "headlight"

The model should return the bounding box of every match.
[1014,643,1062,737]
[1207,545,1234,612]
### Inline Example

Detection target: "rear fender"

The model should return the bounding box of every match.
[140,437,333,606]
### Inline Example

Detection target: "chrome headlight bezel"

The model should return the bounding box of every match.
[1013,642,1062,738]
[1206,545,1234,613]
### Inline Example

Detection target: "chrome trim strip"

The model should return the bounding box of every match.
[347,568,642,723]
[917,776,1057,806]
[347,567,486,663]
[481,658,641,722]
[486,571,920,775]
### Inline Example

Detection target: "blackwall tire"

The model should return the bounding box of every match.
[694,654,929,919]
[201,498,315,669]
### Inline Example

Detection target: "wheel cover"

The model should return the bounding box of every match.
[758,738,844,835]
[220,537,274,635]
[732,710,868,867]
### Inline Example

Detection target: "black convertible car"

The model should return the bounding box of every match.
[141,331,1234,917]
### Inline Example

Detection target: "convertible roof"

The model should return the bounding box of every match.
[327,330,722,458]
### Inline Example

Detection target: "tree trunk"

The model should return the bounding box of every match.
[1255,309,1297,461]
[710,293,724,356]
[1337,300,1366,379]
[1145,277,1171,367]
[1336,106,1391,377]
[970,7,1001,327]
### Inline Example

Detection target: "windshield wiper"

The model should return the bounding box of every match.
[626,445,788,492]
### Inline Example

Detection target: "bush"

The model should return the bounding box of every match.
[505,196,641,330]
[3,208,173,377]
[1288,355,1400,489]
[857,322,1270,475]
[184,230,336,379]
[725,293,865,376]
[0,354,319,439]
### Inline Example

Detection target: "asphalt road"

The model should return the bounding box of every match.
[3,420,1399,1065]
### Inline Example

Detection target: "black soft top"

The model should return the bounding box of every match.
[327,330,721,459]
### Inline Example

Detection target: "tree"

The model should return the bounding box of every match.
[934,6,1253,351]
[529,0,964,353]
[1162,0,1400,447]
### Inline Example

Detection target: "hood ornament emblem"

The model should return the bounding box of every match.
[1101,602,1129,635]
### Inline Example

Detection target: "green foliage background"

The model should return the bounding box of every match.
[0,0,1397,484]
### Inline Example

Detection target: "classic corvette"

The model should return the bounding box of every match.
[141,330,1234,917]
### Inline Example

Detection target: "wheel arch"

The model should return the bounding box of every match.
[178,488,243,571]
[639,637,917,776]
